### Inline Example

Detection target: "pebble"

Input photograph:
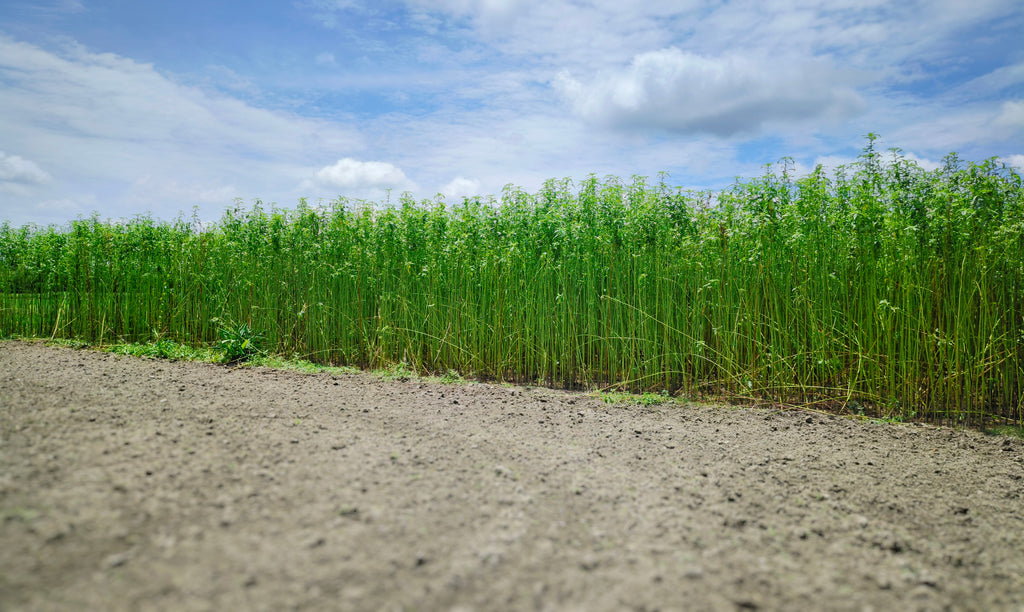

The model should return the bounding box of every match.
[102,551,131,569]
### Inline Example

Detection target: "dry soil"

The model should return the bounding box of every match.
[2,340,1023,611]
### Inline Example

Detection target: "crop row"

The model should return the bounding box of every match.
[2,139,1022,424]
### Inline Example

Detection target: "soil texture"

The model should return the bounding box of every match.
[2,340,1023,611]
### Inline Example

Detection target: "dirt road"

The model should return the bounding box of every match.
[1,340,1023,611]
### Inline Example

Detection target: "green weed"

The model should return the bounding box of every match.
[381,361,416,382]
[438,369,464,384]
[214,319,265,363]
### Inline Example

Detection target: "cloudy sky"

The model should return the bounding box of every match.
[1,0,1022,226]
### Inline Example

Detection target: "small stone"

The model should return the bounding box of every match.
[103,551,131,569]
[308,536,326,548]
[918,570,939,588]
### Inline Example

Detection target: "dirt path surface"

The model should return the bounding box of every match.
[2,340,1023,611]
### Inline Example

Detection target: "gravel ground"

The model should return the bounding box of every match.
[2,340,1023,611]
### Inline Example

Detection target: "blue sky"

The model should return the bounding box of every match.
[1,0,1022,226]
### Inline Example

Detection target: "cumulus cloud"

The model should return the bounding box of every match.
[0,151,52,185]
[994,100,1024,130]
[312,158,412,192]
[0,35,363,224]
[4,1,1022,227]
[440,176,481,200]
[901,153,942,172]
[554,48,865,137]
[891,99,1024,153]
[801,155,857,178]
[1004,155,1024,172]
[789,148,942,180]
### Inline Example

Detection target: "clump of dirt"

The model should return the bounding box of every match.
[2,340,1023,611]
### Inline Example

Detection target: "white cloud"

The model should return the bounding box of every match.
[402,0,685,69]
[0,35,363,224]
[35,198,84,214]
[396,0,1020,80]
[129,175,239,205]
[0,151,52,185]
[408,0,533,28]
[900,153,943,172]
[4,1,1023,228]
[293,0,1021,170]
[312,158,412,192]
[554,48,865,137]
[28,193,98,222]
[365,106,744,199]
[994,100,1024,130]
[0,37,359,155]
[890,100,1024,153]
[5,35,362,149]
[201,64,259,95]
[952,63,1024,100]
[805,155,857,178]
[790,149,942,180]
[439,176,481,200]
[1004,155,1024,172]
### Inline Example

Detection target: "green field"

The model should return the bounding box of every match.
[2,139,1022,425]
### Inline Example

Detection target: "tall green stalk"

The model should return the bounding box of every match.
[1,140,1021,425]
